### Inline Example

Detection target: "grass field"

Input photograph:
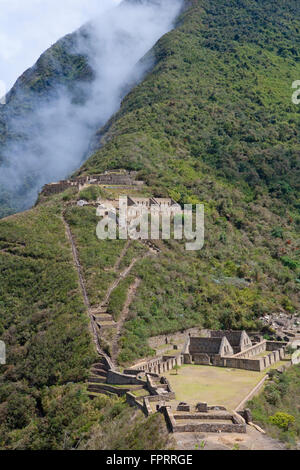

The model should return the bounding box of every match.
[165,363,287,410]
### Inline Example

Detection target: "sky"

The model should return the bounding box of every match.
[0,0,183,213]
[0,0,121,92]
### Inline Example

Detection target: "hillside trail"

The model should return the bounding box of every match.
[102,240,162,361]
[113,239,131,272]
[99,257,139,309]
[111,277,141,361]
[99,242,160,361]
[62,210,114,369]
[62,207,160,369]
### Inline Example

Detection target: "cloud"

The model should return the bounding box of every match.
[0,0,184,214]
[0,0,121,90]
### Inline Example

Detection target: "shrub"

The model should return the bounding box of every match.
[269,412,295,431]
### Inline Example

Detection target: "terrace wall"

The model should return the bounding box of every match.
[129,354,183,375]
[107,370,145,386]
[223,341,286,371]
[162,407,246,434]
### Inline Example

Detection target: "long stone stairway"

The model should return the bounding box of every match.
[63,207,162,399]
[90,306,117,329]
[87,357,110,395]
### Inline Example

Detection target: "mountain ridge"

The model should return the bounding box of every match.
[0,0,299,450]
[0,0,183,218]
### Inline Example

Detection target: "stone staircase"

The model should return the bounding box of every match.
[91,306,117,329]
[87,357,110,396]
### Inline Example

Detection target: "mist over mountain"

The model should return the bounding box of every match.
[0,0,183,217]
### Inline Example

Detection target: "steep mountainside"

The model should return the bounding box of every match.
[0,0,299,450]
[0,0,183,217]
[82,0,300,209]
[0,28,93,217]
[77,0,300,362]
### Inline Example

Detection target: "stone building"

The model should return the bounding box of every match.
[96,201,117,218]
[127,197,151,209]
[186,336,234,365]
[183,330,286,371]
[127,196,181,217]
[41,170,144,196]
[150,198,182,214]
[210,330,252,354]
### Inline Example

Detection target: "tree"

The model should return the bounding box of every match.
[269,412,295,431]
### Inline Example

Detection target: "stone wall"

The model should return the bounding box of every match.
[223,356,263,371]
[146,374,175,398]
[292,350,300,365]
[123,369,144,376]
[210,330,252,353]
[266,341,288,351]
[232,340,267,359]
[148,327,204,350]
[42,181,75,196]
[189,337,223,354]
[107,370,145,386]
[88,383,139,396]
[184,338,286,371]
[143,397,153,416]
[193,353,210,365]
[126,392,145,412]
[162,407,246,434]
[174,412,233,421]
[129,354,183,375]
[171,423,246,433]
[226,341,286,371]
[41,171,143,197]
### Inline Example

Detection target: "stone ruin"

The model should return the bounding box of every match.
[41,170,144,196]
[97,196,182,220]
[259,312,300,342]
[183,330,287,372]
[164,401,247,434]
[89,329,285,435]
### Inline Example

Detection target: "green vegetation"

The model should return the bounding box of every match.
[0,204,96,448]
[107,275,135,322]
[82,0,300,209]
[79,186,105,202]
[0,204,173,450]
[76,0,300,364]
[64,206,145,307]
[0,383,170,450]
[0,0,300,449]
[80,396,172,450]
[269,412,295,431]
[249,365,300,448]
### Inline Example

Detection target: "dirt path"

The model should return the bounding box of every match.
[62,206,161,369]
[174,426,285,450]
[100,258,139,308]
[113,240,131,272]
[63,214,90,308]
[62,211,114,368]
[111,277,141,361]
